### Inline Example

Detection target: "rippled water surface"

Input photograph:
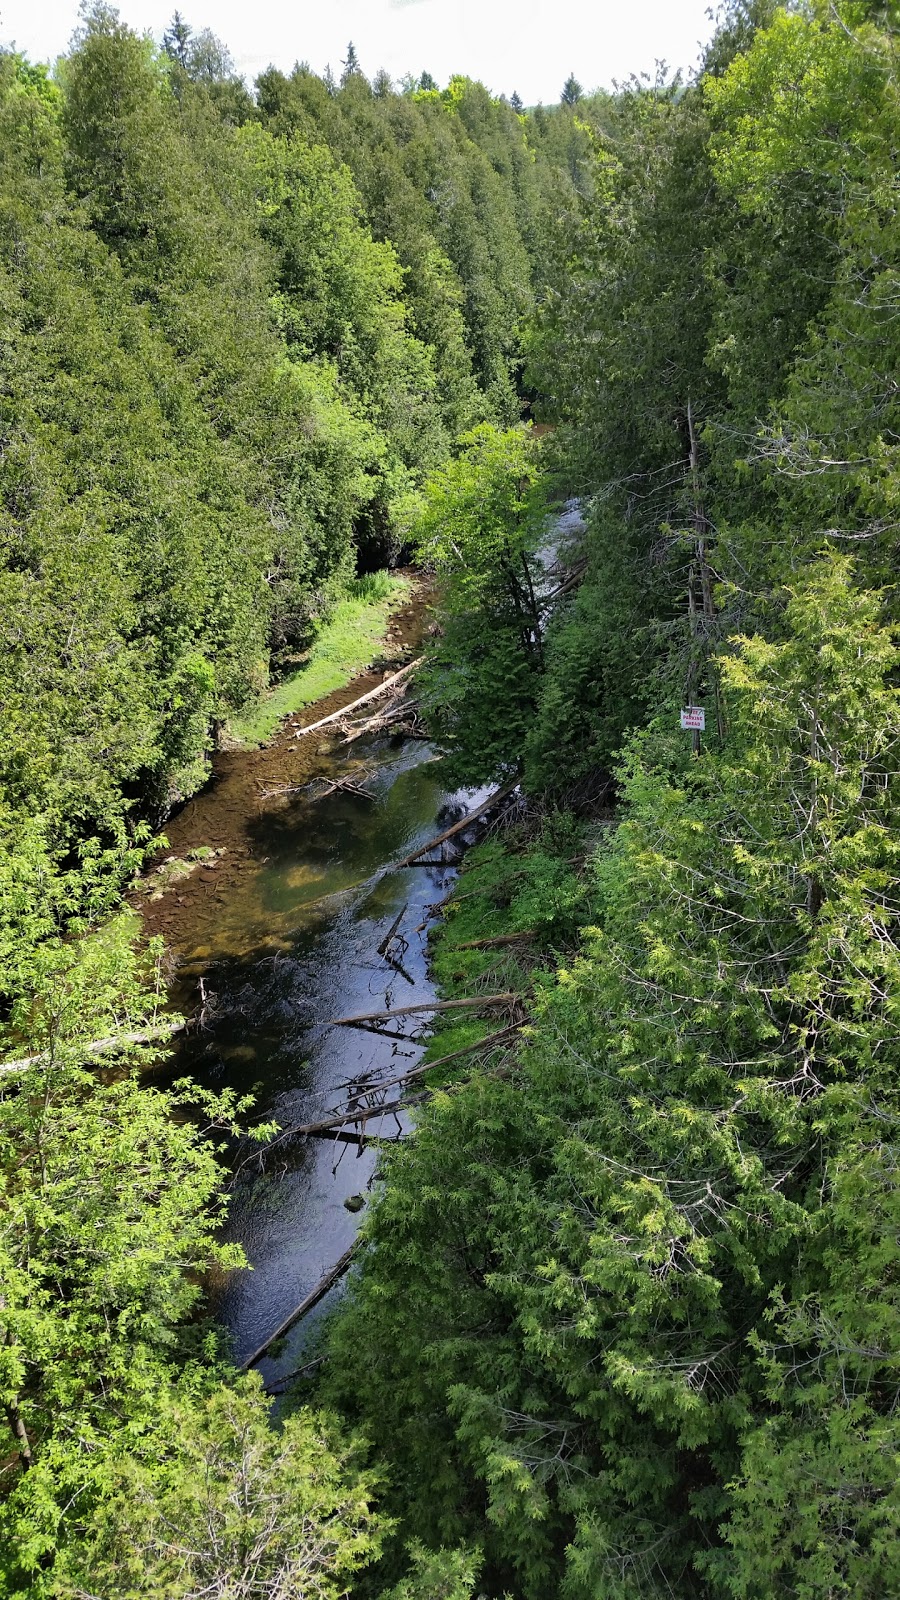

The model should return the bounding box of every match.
[166,732,482,1383]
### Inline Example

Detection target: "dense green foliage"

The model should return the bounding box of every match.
[0,4,565,863]
[0,12,575,1592]
[0,842,386,1594]
[317,4,900,1596]
[8,1,900,1594]
[415,424,548,783]
[332,562,900,1596]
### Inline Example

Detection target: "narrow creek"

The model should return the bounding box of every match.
[141,506,582,1390]
[141,587,484,1389]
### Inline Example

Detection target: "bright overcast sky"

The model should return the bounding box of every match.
[2,0,716,104]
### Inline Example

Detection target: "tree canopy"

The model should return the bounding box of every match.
[6,3,900,1595]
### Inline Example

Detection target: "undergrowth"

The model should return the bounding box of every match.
[418,812,601,1079]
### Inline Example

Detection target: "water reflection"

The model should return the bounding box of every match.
[167,734,483,1383]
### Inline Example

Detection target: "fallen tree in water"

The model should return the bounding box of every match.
[329,993,520,1029]
[238,1244,358,1370]
[0,1019,186,1078]
[293,658,423,739]
[390,780,519,871]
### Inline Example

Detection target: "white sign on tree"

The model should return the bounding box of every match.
[680,705,705,731]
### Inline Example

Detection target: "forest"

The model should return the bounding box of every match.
[3,0,900,1594]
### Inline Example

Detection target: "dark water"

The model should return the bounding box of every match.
[167,732,485,1386]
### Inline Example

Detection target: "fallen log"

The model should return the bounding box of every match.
[294,658,422,738]
[263,1353,328,1394]
[451,931,536,951]
[303,1126,400,1147]
[390,780,518,871]
[273,1092,429,1144]
[328,1024,523,1107]
[329,993,519,1029]
[0,1019,185,1078]
[377,903,407,958]
[539,562,588,610]
[342,699,421,745]
[238,1244,357,1370]
[333,1022,414,1041]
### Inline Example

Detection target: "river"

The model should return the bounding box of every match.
[143,506,582,1390]
[142,591,485,1390]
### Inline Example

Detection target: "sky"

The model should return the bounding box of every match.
[1,0,717,105]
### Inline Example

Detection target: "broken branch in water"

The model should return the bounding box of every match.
[272,1092,429,1146]
[329,993,519,1029]
[377,903,408,958]
[303,1126,401,1147]
[238,1244,357,1370]
[293,658,422,739]
[263,1353,328,1394]
[341,698,422,744]
[328,1024,523,1108]
[259,772,376,803]
[390,780,518,872]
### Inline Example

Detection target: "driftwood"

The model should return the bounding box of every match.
[238,1244,357,1370]
[259,768,376,803]
[391,780,518,872]
[329,993,519,1029]
[329,1024,523,1107]
[341,699,421,745]
[293,658,422,739]
[0,1020,185,1078]
[319,778,376,801]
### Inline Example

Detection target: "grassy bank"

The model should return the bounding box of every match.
[228,572,411,747]
[417,813,598,1077]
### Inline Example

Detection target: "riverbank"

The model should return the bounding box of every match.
[135,570,433,963]
[225,571,412,748]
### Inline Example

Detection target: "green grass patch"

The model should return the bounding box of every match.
[228,572,410,747]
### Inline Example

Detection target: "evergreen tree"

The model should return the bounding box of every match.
[162,9,190,67]
[328,560,900,1597]
[561,72,583,105]
[341,40,362,84]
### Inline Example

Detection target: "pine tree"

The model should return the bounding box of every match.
[341,40,361,84]
[560,72,582,106]
[162,9,190,68]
